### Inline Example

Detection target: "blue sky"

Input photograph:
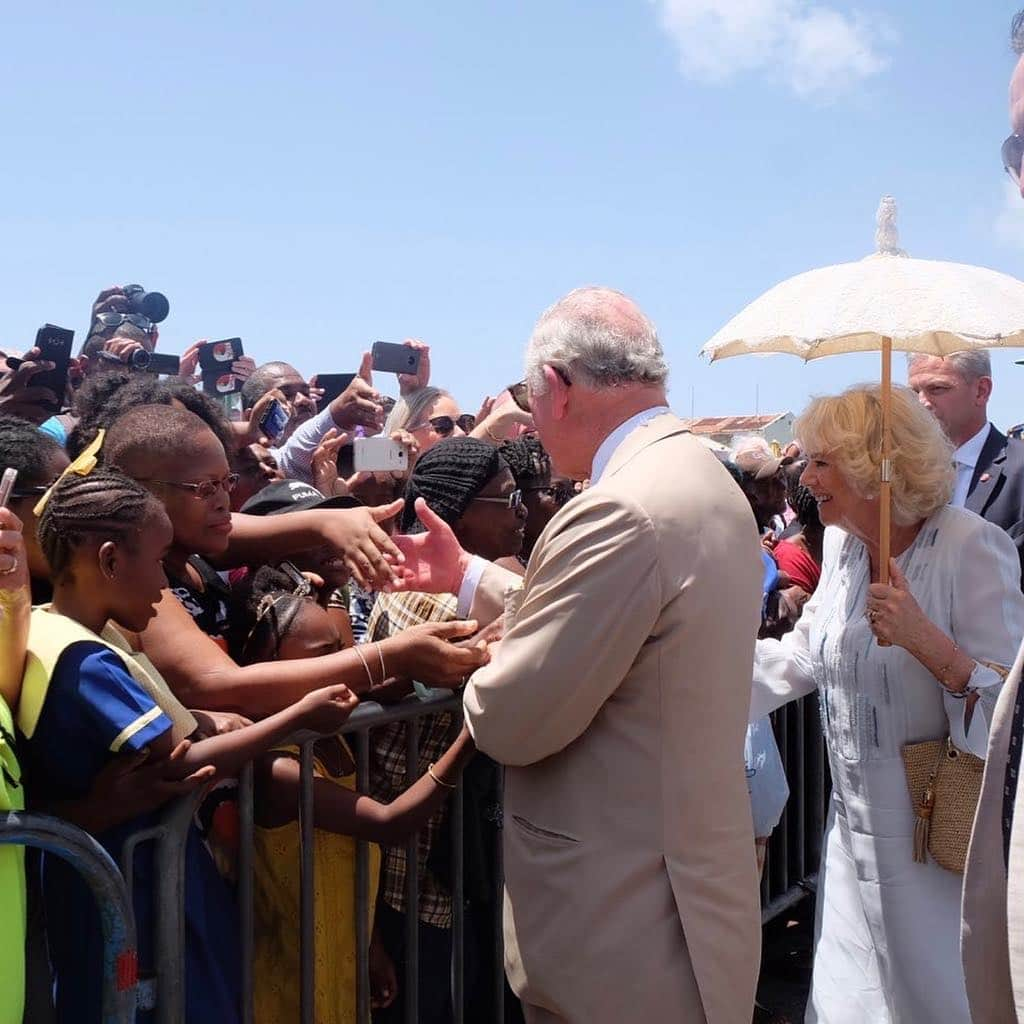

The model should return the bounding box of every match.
[3,2,1024,428]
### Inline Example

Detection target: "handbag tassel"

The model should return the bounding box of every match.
[913,783,935,865]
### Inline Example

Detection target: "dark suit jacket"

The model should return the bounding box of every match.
[966,424,1024,585]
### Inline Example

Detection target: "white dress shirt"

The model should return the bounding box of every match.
[456,406,671,615]
[951,422,992,509]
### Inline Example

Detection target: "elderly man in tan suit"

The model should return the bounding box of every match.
[961,14,1024,1022]
[397,286,763,1022]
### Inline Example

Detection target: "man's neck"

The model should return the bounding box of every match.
[582,388,668,478]
[952,418,989,450]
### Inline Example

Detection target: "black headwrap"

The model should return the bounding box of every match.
[402,438,507,532]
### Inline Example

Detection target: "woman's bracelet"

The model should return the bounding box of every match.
[427,763,457,790]
[353,644,376,689]
[376,642,387,682]
[936,641,974,697]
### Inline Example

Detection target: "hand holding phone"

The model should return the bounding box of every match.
[199,338,245,395]
[29,325,75,415]
[0,468,26,585]
[0,469,17,509]
[372,342,421,377]
[353,436,409,473]
[258,398,292,443]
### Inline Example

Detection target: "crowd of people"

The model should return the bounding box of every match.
[5,12,1024,1024]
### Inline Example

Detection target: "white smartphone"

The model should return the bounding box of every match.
[353,436,408,473]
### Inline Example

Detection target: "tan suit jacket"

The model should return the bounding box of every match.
[463,414,763,1024]
[963,638,1024,1023]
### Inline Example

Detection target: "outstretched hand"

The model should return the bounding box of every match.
[389,498,473,596]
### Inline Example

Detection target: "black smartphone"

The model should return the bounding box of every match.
[199,338,244,395]
[336,442,355,479]
[31,325,75,415]
[371,342,420,377]
[258,398,291,442]
[314,372,356,409]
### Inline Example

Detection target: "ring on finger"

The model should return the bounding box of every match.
[0,555,18,576]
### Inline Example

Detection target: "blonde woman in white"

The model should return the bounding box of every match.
[752,384,1024,1023]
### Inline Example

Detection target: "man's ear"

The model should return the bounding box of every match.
[977,375,993,406]
[542,365,571,422]
[97,540,119,581]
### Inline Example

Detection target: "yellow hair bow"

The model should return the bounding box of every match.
[34,429,106,517]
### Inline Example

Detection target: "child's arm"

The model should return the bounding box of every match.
[140,590,486,717]
[148,684,359,781]
[0,508,30,710]
[256,725,476,845]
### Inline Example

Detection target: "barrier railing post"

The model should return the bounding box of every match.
[299,740,316,1024]
[403,717,420,1024]
[355,728,372,1024]
[451,760,465,1024]
[239,761,255,1024]
[0,812,138,1024]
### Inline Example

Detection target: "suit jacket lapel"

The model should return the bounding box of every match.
[967,426,1007,516]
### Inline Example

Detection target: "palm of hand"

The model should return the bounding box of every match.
[390,499,466,595]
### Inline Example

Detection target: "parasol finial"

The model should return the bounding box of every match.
[875,195,907,257]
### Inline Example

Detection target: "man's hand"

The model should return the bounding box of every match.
[389,498,473,596]
[397,338,430,395]
[91,285,128,320]
[103,337,146,364]
[389,619,489,686]
[329,351,384,433]
[317,500,407,589]
[246,388,291,445]
[310,427,352,496]
[0,350,58,423]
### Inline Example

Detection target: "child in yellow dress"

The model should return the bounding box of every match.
[241,567,475,1024]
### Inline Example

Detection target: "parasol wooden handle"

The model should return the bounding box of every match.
[878,335,893,646]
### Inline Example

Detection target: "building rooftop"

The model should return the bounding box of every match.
[680,412,789,435]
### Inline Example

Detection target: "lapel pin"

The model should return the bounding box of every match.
[980,473,991,483]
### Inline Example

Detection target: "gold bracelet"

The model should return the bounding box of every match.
[485,424,502,443]
[427,763,457,790]
[937,641,968,694]
[353,644,376,689]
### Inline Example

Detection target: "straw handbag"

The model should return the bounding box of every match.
[901,736,984,874]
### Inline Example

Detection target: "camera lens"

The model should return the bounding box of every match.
[129,349,151,369]
[124,285,170,324]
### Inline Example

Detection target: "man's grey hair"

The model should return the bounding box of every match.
[906,349,991,382]
[525,286,669,392]
[1013,10,1024,55]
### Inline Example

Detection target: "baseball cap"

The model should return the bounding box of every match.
[733,449,794,481]
[240,479,363,515]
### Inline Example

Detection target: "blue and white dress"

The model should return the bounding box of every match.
[752,505,1024,1023]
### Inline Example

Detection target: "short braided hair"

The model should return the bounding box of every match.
[39,468,160,578]
[237,565,309,664]
[0,415,65,486]
[69,371,173,458]
[499,436,551,488]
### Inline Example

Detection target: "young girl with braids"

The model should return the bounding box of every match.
[237,565,476,1024]
[21,467,361,1024]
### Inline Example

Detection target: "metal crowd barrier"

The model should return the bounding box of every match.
[760,693,831,923]
[138,690,830,1022]
[0,811,139,1024]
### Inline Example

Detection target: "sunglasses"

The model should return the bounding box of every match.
[1004,133,1024,186]
[145,473,239,499]
[472,488,523,510]
[94,311,157,333]
[412,415,460,436]
[507,366,571,413]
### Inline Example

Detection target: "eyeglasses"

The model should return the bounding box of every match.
[456,414,476,433]
[472,488,523,510]
[145,473,239,499]
[507,366,571,414]
[1004,134,1024,186]
[93,311,157,333]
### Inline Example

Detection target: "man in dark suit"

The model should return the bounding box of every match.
[908,348,1024,582]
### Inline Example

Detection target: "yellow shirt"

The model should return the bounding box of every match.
[254,741,380,1024]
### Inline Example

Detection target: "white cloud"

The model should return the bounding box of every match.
[995,179,1024,251]
[652,0,891,100]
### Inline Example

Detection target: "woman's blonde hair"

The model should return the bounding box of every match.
[795,384,954,526]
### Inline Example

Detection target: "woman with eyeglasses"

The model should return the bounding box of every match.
[367,437,527,1024]
[384,386,468,457]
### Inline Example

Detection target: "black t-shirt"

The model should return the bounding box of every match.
[166,555,232,650]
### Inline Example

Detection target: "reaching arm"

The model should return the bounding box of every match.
[139,590,486,718]
[0,508,29,710]
[256,725,476,845]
